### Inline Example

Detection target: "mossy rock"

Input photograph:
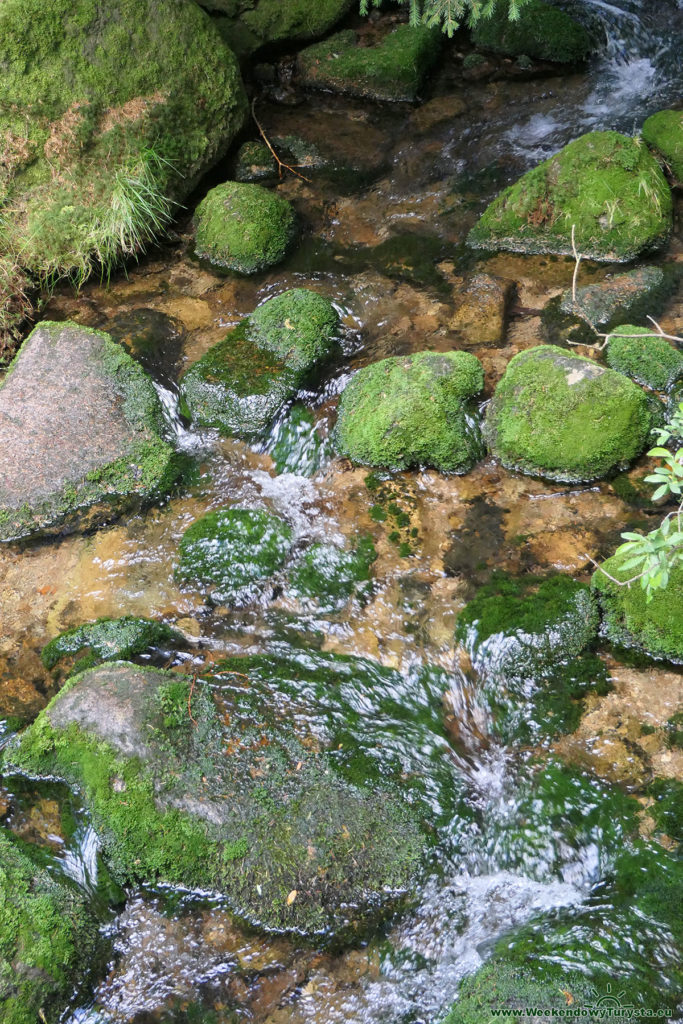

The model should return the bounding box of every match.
[606,325,683,391]
[177,508,293,602]
[297,25,442,103]
[0,321,180,542]
[194,181,296,275]
[0,0,247,283]
[4,662,427,942]
[471,0,595,63]
[335,350,485,473]
[268,404,331,476]
[179,291,338,439]
[558,264,676,331]
[642,109,683,184]
[468,131,672,262]
[483,345,654,482]
[455,574,603,742]
[592,552,683,662]
[203,0,355,59]
[287,536,377,611]
[0,830,99,1024]
[42,616,183,678]
[234,140,277,184]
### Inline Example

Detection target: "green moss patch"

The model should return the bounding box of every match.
[335,350,485,473]
[0,0,247,283]
[471,0,595,63]
[268,404,331,476]
[5,661,426,942]
[0,830,99,1024]
[177,508,293,602]
[206,0,355,59]
[606,324,683,391]
[42,616,183,678]
[297,25,442,103]
[468,131,673,262]
[483,344,654,482]
[248,289,339,373]
[288,536,377,611]
[642,109,683,183]
[194,181,296,275]
[592,552,683,663]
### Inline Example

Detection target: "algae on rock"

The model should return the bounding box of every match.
[0,830,99,1024]
[483,345,654,482]
[0,0,247,282]
[335,350,485,473]
[468,131,672,262]
[0,321,179,542]
[5,661,427,942]
[42,616,183,678]
[194,182,296,275]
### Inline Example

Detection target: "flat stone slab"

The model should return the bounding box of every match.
[0,321,178,541]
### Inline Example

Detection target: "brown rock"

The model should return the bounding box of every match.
[449,272,515,345]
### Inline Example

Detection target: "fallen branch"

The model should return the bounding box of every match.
[251,98,312,183]
[570,223,582,305]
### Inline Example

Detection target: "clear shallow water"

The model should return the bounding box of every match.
[0,0,682,1020]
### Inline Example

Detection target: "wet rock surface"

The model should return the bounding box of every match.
[0,322,178,541]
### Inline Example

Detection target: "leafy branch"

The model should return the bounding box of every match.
[359,0,529,36]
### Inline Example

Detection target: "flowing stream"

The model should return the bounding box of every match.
[0,1,682,1021]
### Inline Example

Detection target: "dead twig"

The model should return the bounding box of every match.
[571,223,582,306]
[250,98,312,183]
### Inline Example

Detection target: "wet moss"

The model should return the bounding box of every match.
[471,0,594,63]
[208,0,355,59]
[194,181,296,275]
[468,131,673,262]
[642,109,683,183]
[177,508,294,601]
[483,345,654,482]
[335,350,485,473]
[647,778,683,846]
[297,25,442,103]
[248,289,339,374]
[0,830,99,1024]
[592,553,683,663]
[268,404,331,476]
[5,661,426,942]
[42,616,183,677]
[606,324,683,391]
[288,536,377,610]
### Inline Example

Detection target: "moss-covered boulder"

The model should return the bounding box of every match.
[471,0,595,63]
[203,0,355,60]
[642,109,683,184]
[468,131,672,262]
[592,553,683,662]
[335,351,485,473]
[297,26,442,103]
[288,537,377,611]
[558,265,675,331]
[194,182,296,275]
[177,508,293,602]
[455,574,604,742]
[5,661,426,941]
[0,0,247,283]
[0,830,99,1024]
[606,325,683,391]
[0,322,179,542]
[483,345,654,482]
[42,616,183,679]
[179,290,339,439]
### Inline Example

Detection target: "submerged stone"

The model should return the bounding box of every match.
[106,308,186,388]
[606,325,683,391]
[297,26,442,103]
[5,662,426,942]
[335,350,485,473]
[194,181,296,275]
[287,537,377,611]
[0,0,247,281]
[483,345,654,482]
[268,404,331,476]
[592,554,683,663]
[0,830,99,1024]
[470,0,595,63]
[0,321,179,542]
[42,616,183,678]
[468,131,672,262]
[448,272,514,347]
[179,290,339,439]
[177,508,293,601]
[203,0,355,59]
[558,265,674,331]
[642,109,683,184]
